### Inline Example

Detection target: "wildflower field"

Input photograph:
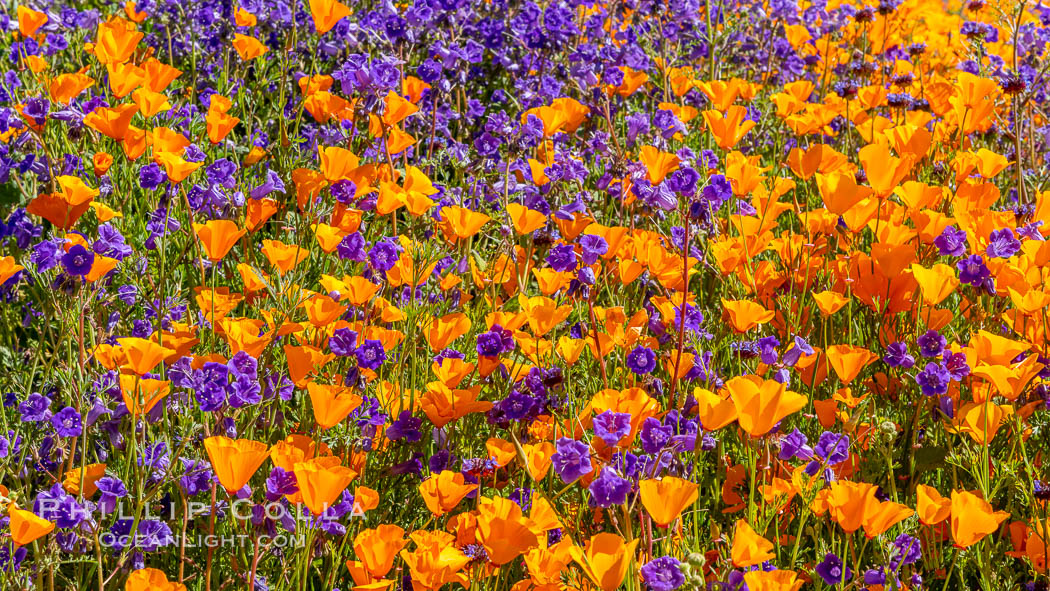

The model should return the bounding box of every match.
[2,0,1050,589]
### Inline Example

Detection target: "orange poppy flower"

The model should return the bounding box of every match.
[916,484,952,525]
[155,151,202,184]
[826,480,877,534]
[422,313,471,351]
[522,441,554,481]
[294,456,357,515]
[382,91,419,127]
[721,299,775,333]
[235,6,258,26]
[703,105,756,150]
[742,570,803,591]
[49,72,95,105]
[399,531,471,590]
[694,387,739,430]
[194,220,246,262]
[957,402,1013,444]
[1027,520,1050,574]
[731,519,775,567]
[62,463,108,498]
[269,435,331,472]
[203,436,269,494]
[353,525,408,579]
[84,103,140,140]
[441,205,490,240]
[475,496,541,564]
[17,6,48,38]
[725,375,807,436]
[862,500,913,538]
[503,204,546,237]
[418,470,477,516]
[910,263,959,306]
[307,382,362,430]
[125,568,187,591]
[950,490,1009,548]
[116,337,174,376]
[284,344,334,386]
[812,290,849,316]
[93,17,144,65]
[639,477,699,527]
[119,374,170,415]
[638,145,680,185]
[107,62,146,98]
[141,58,182,93]
[124,0,148,22]
[206,108,240,144]
[122,125,148,159]
[859,142,913,197]
[824,344,876,385]
[0,256,25,286]
[92,152,115,178]
[261,239,310,276]
[245,198,279,232]
[27,175,100,229]
[419,383,492,428]
[308,0,352,33]
[232,33,268,60]
[570,533,638,591]
[9,507,55,547]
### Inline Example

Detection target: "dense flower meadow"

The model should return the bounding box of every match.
[0,0,1049,589]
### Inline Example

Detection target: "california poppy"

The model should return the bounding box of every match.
[639,477,699,527]
[418,470,477,516]
[203,436,269,494]
[62,463,108,498]
[703,105,756,150]
[419,383,492,428]
[155,151,202,184]
[0,256,24,286]
[307,382,362,430]
[825,344,876,385]
[93,17,144,65]
[826,480,877,534]
[731,519,774,567]
[119,374,170,415]
[475,496,540,564]
[722,299,775,333]
[8,508,55,547]
[116,337,174,376]
[910,263,959,306]
[27,175,100,229]
[232,33,268,60]
[125,568,187,591]
[950,490,1009,548]
[570,533,638,591]
[422,313,471,351]
[862,500,913,538]
[49,72,94,105]
[308,0,352,34]
[293,456,357,515]
[194,220,246,262]
[725,375,807,436]
[742,570,803,591]
[638,146,680,185]
[399,531,471,589]
[441,205,490,240]
[694,387,739,430]
[353,525,408,579]
[84,103,140,141]
[261,239,310,276]
[17,6,48,38]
